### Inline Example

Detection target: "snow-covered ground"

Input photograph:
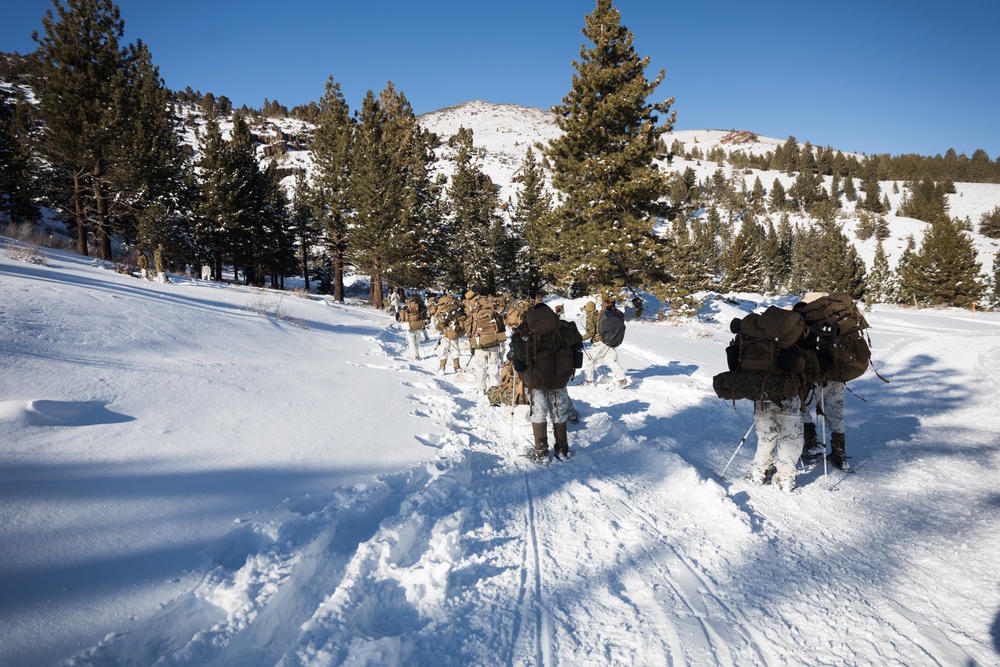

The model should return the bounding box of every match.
[2,241,1000,667]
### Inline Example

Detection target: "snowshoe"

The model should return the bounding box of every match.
[555,450,573,462]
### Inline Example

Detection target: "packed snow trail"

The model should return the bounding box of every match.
[62,302,1000,667]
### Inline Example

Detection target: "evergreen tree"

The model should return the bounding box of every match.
[865,237,896,304]
[107,40,191,258]
[898,218,983,307]
[542,0,675,292]
[445,127,507,294]
[349,83,431,308]
[809,226,866,299]
[900,176,949,222]
[768,178,787,212]
[33,0,125,258]
[513,147,552,297]
[773,213,795,291]
[748,175,766,215]
[290,172,319,292]
[860,171,884,213]
[978,205,1000,239]
[0,90,41,224]
[988,255,1000,310]
[843,174,856,202]
[668,166,700,221]
[311,77,354,301]
[720,218,766,292]
[689,216,720,288]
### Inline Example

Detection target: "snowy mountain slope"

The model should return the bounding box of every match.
[2,242,999,666]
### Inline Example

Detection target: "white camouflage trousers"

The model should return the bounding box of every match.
[803,381,845,434]
[584,341,627,384]
[437,335,462,363]
[752,396,802,486]
[474,345,502,393]
[406,328,424,360]
[528,386,572,424]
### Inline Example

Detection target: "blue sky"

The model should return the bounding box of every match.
[3,0,998,159]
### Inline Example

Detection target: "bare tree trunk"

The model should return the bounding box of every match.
[72,170,88,256]
[370,266,383,311]
[93,161,112,260]
[331,231,345,303]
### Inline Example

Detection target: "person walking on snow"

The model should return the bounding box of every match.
[803,380,849,470]
[401,294,429,361]
[749,394,803,493]
[512,302,584,463]
[153,244,168,284]
[583,297,628,387]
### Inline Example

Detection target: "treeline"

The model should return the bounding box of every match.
[1,0,998,312]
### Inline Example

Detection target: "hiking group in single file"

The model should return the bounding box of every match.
[393,287,876,490]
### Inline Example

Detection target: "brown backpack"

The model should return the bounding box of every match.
[794,293,872,383]
[516,305,584,390]
[404,300,426,330]
[714,306,809,403]
[469,299,506,349]
[731,306,808,374]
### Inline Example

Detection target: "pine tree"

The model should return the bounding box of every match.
[898,218,983,307]
[542,0,675,292]
[290,172,319,292]
[811,226,866,299]
[107,40,191,258]
[445,127,506,294]
[33,0,125,258]
[349,83,431,308]
[720,218,766,292]
[0,90,41,224]
[768,178,787,212]
[513,147,552,297]
[988,254,1000,310]
[979,205,1000,239]
[865,237,896,304]
[311,77,354,301]
[843,174,856,203]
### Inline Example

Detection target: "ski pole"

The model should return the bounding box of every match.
[720,421,755,479]
[509,368,517,448]
[819,385,828,482]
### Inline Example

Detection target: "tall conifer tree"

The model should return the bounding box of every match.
[513,147,551,298]
[34,0,125,258]
[543,0,675,292]
[445,127,506,294]
[897,218,983,307]
[349,83,429,308]
[311,77,354,301]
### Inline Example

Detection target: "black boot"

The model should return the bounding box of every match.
[803,422,823,457]
[553,421,571,461]
[531,422,550,464]
[827,432,849,470]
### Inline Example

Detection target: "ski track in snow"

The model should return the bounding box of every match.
[55,304,1000,667]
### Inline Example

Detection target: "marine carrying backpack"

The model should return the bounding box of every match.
[794,293,873,383]
[516,305,584,391]
[404,299,426,331]
[435,296,466,339]
[713,305,810,403]
[597,307,626,348]
[469,299,507,349]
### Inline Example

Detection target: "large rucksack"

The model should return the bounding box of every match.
[435,296,466,340]
[404,299,426,330]
[794,293,872,383]
[469,299,507,349]
[487,360,529,406]
[597,307,626,348]
[517,305,584,390]
[713,305,810,403]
